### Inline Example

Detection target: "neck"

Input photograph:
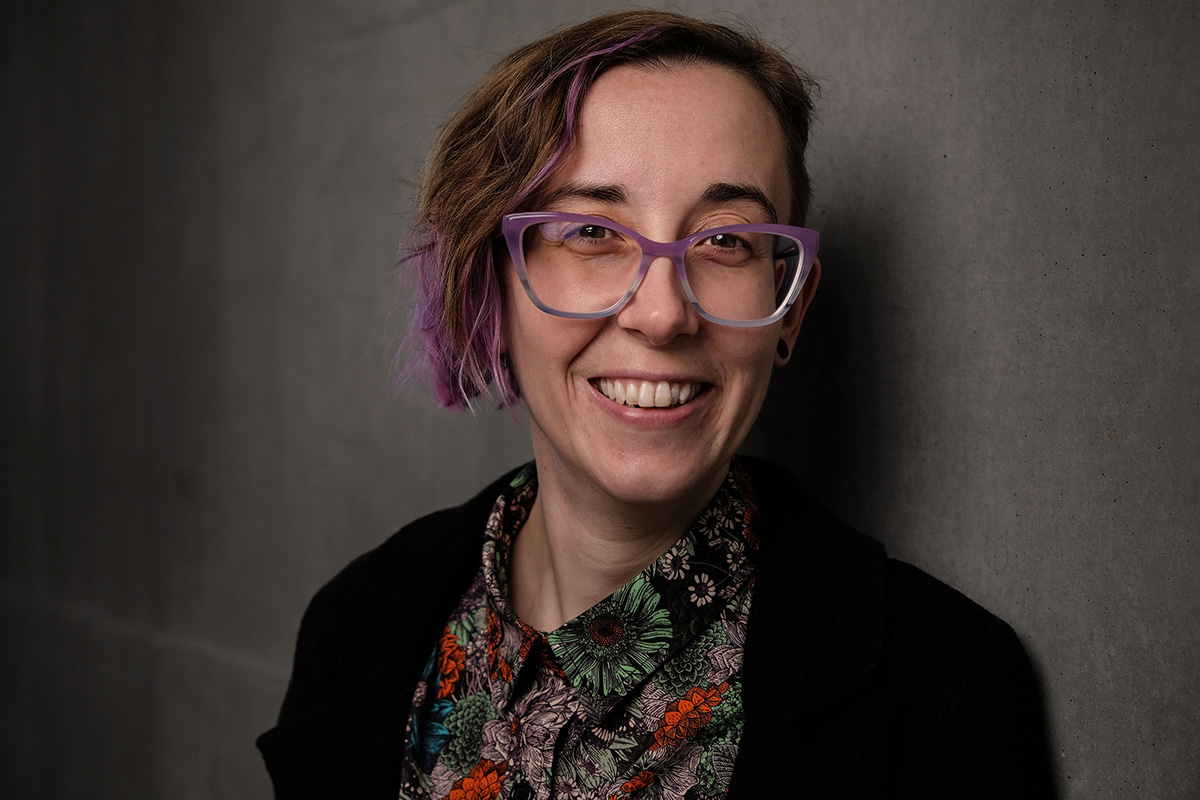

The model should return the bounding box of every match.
[509,455,727,632]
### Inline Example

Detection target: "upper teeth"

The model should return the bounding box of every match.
[597,378,701,408]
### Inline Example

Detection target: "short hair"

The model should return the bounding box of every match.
[406,10,818,409]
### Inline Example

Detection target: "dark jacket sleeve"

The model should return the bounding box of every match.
[256,570,410,799]
[256,469,518,799]
[901,613,1056,798]
[744,562,1057,800]
[733,459,1057,799]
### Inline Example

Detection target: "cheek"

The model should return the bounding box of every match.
[503,295,603,388]
[729,328,780,379]
[722,330,782,414]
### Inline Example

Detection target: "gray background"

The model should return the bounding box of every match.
[3,0,1197,797]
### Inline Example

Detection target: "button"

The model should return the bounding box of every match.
[512,781,535,800]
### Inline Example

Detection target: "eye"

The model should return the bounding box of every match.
[570,223,613,240]
[706,232,748,249]
[534,220,616,244]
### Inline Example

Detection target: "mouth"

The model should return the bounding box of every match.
[594,377,705,409]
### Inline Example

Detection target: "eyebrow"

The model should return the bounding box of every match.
[540,181,778,224]
[541,182,628,206]
[700,183,779,224]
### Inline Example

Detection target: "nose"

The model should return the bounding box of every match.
[616,255,699,345]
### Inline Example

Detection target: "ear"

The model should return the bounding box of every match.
[775,257,821,366]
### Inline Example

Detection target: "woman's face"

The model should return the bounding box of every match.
[502,62,817,512]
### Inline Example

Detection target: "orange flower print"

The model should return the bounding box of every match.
[519,622,566,679]
[649,683,728,750]
[447,759,507,800]
[742,507,759,548]
[493,653,513,684]
[607,770,655,800]
[486,605,513,684]
[621,770,655,793]
[519,621,540,661]
[437,626,466,699]
[487,603,501,644]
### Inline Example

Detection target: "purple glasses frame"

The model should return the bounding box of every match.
[500,212,820,328]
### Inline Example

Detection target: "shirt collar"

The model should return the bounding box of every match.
[481,460,760,711]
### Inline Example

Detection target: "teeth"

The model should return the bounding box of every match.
[639,382,655,407]
[597,378,703,408]
[653,381,671,407]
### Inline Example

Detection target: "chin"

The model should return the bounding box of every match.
[593,449,731,511]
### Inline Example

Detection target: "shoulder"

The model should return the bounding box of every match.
[257,466,524,799]
[734,457,1054,798]
[741,455,1014,651]
[304,467,520,630]
[883,556,1020,674]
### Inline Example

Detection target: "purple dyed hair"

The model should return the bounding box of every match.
[403,10,817,409]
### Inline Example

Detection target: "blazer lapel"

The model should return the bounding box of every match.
[730,458,888,797]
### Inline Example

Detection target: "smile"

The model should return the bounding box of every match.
[595,378,704,408]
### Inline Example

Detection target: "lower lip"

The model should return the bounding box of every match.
[589,381,709,427]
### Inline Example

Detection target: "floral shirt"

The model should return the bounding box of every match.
[399,461,760,800]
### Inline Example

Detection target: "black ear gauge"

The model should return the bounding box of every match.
[777,339,790,360]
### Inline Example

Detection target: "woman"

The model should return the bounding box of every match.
[258,11,1054,799]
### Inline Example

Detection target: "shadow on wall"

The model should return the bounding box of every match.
[743,213,1061,794]
[744,207,896,540]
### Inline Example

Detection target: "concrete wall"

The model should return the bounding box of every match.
[3,0,1196,796]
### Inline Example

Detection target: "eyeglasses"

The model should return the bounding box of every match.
[501,212,819,328]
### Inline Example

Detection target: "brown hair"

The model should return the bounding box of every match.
[408,10,818,408]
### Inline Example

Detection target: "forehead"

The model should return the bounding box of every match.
[545,62,791,222]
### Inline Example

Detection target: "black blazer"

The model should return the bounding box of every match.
[258,459,1055,798]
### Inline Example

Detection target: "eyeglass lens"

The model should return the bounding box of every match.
[520,221,803,322]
